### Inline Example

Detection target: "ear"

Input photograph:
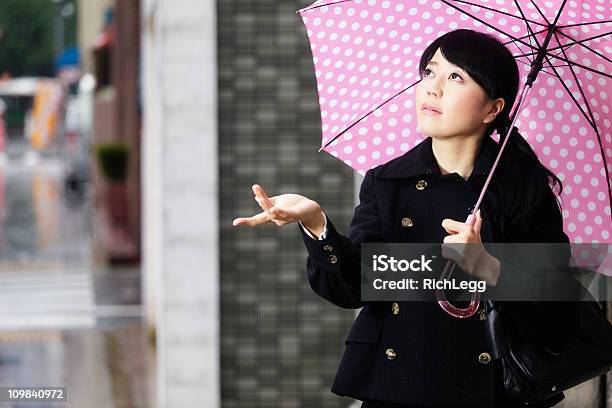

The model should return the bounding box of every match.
[482,97,505,125]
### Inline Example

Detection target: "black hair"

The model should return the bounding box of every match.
[418,29,563,240]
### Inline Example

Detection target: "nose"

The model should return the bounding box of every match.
[427,88,440,97]
[424,75,443,97]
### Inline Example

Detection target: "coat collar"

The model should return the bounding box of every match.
[374,136,499,180]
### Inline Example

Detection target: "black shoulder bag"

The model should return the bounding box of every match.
[485,299,612,405]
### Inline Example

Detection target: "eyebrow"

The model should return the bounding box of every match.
[427,60,465,73]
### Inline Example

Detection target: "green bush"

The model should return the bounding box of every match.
[95,142,129,182]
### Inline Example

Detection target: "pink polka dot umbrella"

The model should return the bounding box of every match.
[298,0,611,318]
[297,0,611,245]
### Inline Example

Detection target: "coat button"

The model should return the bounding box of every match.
[401,217,413,228]
[478,352,491,365]
[415,180,428,190]
[323,244,333,252]
[328,255,338,264]
[391,302,400,315]
[385,348,397,360]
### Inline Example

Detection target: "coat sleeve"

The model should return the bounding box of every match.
[298,168,385,309]
[490,186,581,351]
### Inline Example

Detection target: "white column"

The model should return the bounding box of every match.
[141,0,219,406]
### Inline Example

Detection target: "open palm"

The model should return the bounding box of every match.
[232,185,321,227]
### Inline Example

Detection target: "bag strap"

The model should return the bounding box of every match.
[485,299,508,360]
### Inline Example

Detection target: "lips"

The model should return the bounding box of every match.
[422,103,442,114]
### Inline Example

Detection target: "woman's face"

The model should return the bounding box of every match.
[415,48,503,140]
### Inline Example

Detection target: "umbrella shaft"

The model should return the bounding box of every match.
[527,24,556,86]
[469,84,534,221]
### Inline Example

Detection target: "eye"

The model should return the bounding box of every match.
[422,68,463,81]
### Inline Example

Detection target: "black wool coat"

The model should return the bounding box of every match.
[299,136,577,408]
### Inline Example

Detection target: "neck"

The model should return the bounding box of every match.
[431,135,483,180]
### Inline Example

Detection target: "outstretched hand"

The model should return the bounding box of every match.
[232,184,324,229]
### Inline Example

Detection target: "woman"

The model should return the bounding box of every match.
[233,29,574,407]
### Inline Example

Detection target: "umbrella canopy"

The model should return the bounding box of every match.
[297,0,611,244]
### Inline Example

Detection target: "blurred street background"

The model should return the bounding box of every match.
[0,0,609,407]
[0,1,152,407]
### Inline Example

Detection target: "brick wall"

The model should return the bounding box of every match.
[219,1,358,407]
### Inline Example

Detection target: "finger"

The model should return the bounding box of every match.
[252,184,274,211]
[441,218,470,234]
[254,185,273,206]
[473,209,483,234]
[254,195,271,211]
[443,234,460,243]
[232,211,269,227]
[269,206,295,221]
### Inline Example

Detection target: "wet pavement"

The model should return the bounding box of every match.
[0,142,155,408]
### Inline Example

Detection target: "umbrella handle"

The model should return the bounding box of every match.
[435,212,480,318]
[435,259,481,318]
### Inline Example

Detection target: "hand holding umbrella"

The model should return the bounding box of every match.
[441,210,501,287]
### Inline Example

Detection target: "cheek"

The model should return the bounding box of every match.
[415,84,423,101]
[414,87,423,110]
[448,91,485,118]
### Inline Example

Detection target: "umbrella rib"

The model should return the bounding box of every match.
[513,48,543,60]
[556,30,611,48]
[546,63,578,68]
[515,58,554,76]
[319,80,420,151]
[548,37,572,62]
[520,0,569,66]
[553,49,595,131]
[549,35,612,214]
[555,30,612,64]
[450,0,546,27]
[506,27,550,63]
[546,31,612,53]
[551,0,569,27]
[547,38,595,130]
[529,29,612,78]
[513,50,535,60]
[296,0,353,14]
[514,0,542,67]
[528,0,551,26]
[509,42,535,64]
[521,39,562,58]
[513,0,543,57]
[515,27,568,60]
[553,31,598,129]
[507,41,535,64]
[518,48,564,61]
[559,20,612,29]
[441,0,540,53]
[504,27,548,46]
[544,52,612,79]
